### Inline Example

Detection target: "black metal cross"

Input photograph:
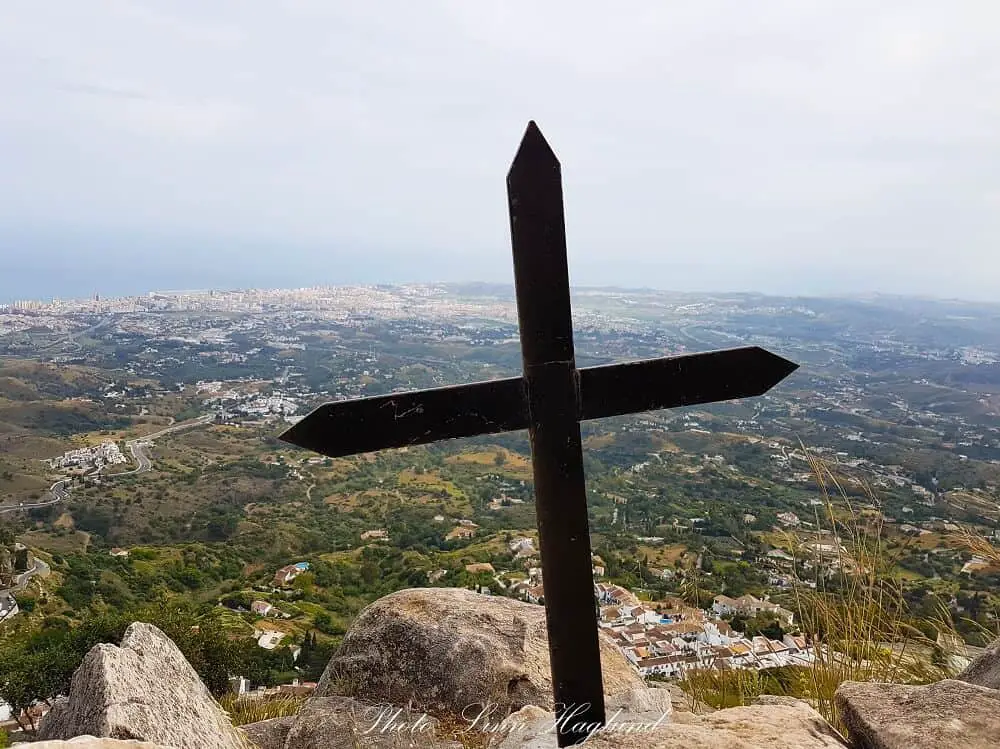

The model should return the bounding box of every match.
[281,121,798,746]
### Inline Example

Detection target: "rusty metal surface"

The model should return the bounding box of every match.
[507,120,606,745]
[576,345,798,421]
[280,378,527,458]
[281,346,796,459]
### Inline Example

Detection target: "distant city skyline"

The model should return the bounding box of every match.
[2,271,996,309]
[2,2,998,303]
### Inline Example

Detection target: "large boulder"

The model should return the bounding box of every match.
[835,679,1000,749]
[316,588,645,715]
[957,636,1000,689]
[493,700,845,749]
[239,716,295,749]
[36,622,247,749]
[280,696,462,748]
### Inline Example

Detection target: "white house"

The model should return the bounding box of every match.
[251,600,274,617]
[712,594,795,626]
[256,630,286,650]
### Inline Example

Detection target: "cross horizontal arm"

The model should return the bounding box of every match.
[279,377,528,458]
[279,346,797,458]
[578,345,798,420]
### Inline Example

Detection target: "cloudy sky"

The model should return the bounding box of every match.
[1,1,997,301]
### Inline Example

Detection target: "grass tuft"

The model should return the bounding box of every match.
[218,693,306,726]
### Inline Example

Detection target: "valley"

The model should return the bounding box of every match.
[0,284,999,720]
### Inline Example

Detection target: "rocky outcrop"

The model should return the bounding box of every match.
[316,587,645,716]
[494,700,845,749]
[53,593,1000,749]
[835,679,1000,749]
[35,623,247,749]
[280,696,462,749]
[605,686,673,717]
[16,739,174,748]
[957,636,1000,689]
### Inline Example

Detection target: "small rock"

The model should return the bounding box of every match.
[753,695,813,708]
[239,716,295,749]
[316,588,646,715]
[283,695,462,749]
[605,687,673,719]
[647,681,712,713]
[36,622,247,749]
[957,636,1000,689]
[836,679,1000,749]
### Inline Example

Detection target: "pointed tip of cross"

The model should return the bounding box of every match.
[761,347,800,381]
[509,120,560,178]
[277,420,304,449]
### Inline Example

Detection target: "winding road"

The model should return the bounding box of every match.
[0,478,70,516]
[0,415,214,515]
[8,557,50,593]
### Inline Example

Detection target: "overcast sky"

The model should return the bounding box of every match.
[1,1,998,301]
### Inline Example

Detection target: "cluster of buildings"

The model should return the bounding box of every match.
[507,548,606,605]
[711,594,795,624]
[0,285,518,324]
[594,584,811,679]
[197,381,301,422]
[49,441,127,472]
[231,677,316,699]
[224,394,300,420]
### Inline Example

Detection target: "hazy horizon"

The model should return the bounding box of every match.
[4,266,998,309]
[2,2,998,303]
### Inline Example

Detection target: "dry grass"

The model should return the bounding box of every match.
[434,712,493,749]
[787,451,958,729]
[448,448,531,471]
[683,448,962,733]
[219,693,305,726]
[18,529,92,554]
[637,543,688,567]
[398,468,464,497]
[681,669,766,710]
[954,525,1000,567]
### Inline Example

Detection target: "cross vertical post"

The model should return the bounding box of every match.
[279,121,800,749]
[507,122,605,745]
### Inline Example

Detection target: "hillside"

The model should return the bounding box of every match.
[0,286,998,726]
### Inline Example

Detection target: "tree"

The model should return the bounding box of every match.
[292,571,316,595]
[760,620,786,641]
[313,611,343,636]
[298,635,338,682]
[700,554,715,574]
[0,603,241,718]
